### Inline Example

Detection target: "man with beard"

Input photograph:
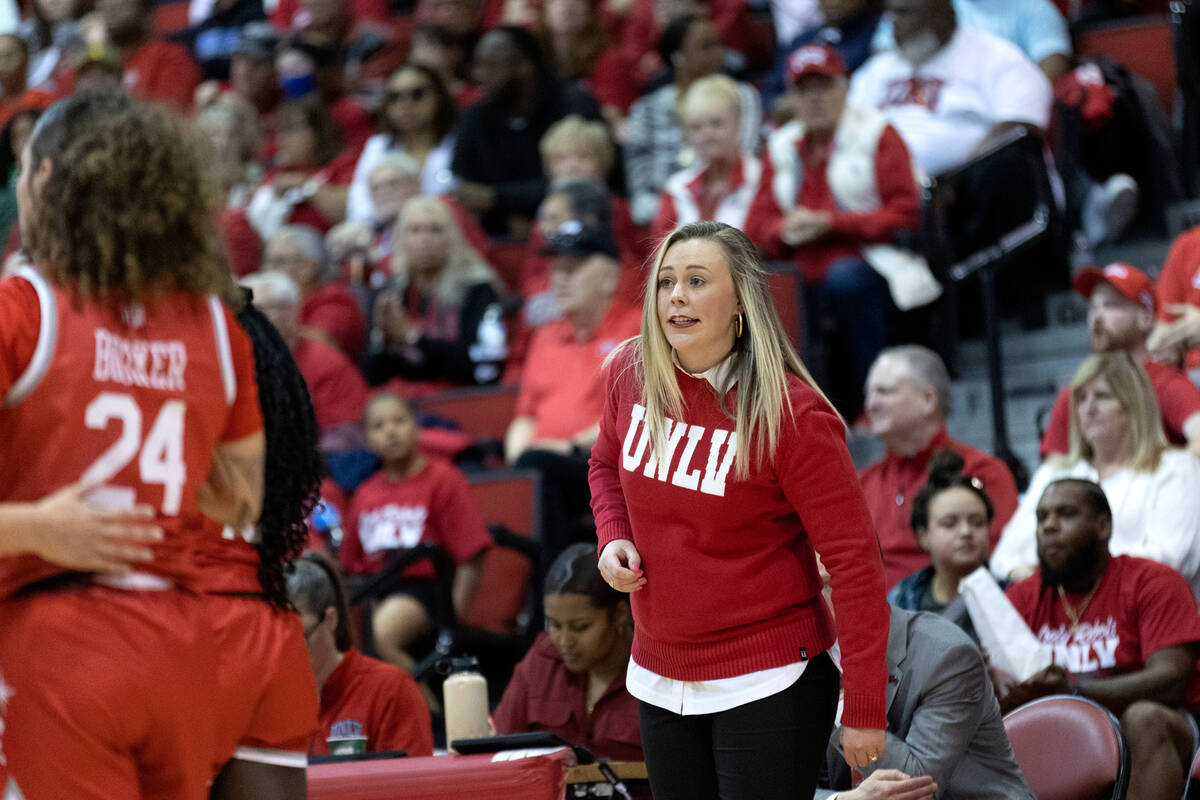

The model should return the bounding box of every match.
[1040,263,1200,459]
[450,26,604,238]
[1002,478,1200,800]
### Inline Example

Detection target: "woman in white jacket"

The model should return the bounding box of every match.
[991,352,1200,599]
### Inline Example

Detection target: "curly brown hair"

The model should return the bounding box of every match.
[23,91,236,306]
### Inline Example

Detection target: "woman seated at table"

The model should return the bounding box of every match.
[990,352,1200,596]
[889,450,995,641]
[650,74,762,243]
[494,543,642,761]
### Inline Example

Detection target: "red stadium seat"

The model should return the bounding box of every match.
[458,469,540,634]
[415,385,519,443]
[1076,15,1177,113]
[766,263,805,352]
[1003,694,1130,800]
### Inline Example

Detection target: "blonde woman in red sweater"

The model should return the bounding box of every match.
[589,220,890,798]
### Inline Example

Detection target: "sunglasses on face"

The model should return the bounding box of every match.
[386,85,430,104]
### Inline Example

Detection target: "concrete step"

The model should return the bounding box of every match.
[958,326,1089,379]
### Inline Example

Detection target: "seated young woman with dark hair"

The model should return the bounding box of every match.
[493,543,642,761]
[889,450,996,640]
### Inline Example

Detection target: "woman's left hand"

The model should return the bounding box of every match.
[842,726,887,768]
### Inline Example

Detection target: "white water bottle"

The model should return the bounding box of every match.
[443,656,490,748]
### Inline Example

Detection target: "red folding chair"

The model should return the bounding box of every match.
[1076,15,1177,113]
[1003,694,1130,800]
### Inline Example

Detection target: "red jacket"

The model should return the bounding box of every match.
[494,633,642,761]
[589,349,889,729]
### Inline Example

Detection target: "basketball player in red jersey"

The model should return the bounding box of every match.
[204,299,324,800]
[0,91,265,800]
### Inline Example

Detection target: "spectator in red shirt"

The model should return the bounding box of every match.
[506,224,640,561]
[339,393,489,672]
[747,45,935,411]
[263,224,367,361]
[275,32,374,153]
[242,270,369,444]
[1002,479,1200,800]
[652,74,763,242]
[84,0,202,109]
[537,0,637,122]
[224,23,283,155]
[246,95,356,241]
[287,555,435,757]
[494,543,642,761]
[1149,225,1200,378]
[860,346,1018,590]
[1040,263,1200,460]
[196,97,267,278]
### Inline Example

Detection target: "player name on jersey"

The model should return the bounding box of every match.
[92,328,187,392]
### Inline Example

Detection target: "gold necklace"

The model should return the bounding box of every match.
[1057,582,1101,636]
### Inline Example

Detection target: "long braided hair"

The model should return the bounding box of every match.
[237,299,324,609]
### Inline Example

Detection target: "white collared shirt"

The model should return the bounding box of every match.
[627,351,808,715]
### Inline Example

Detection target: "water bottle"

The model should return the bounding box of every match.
[443,656,490,748]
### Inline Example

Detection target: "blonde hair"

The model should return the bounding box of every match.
[613,221,838,477]
[679,74,742,123]
[391,195,501,306]
[539,115,614,177]
[1065,352,1167,472]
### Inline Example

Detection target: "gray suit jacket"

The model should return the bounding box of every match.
[819,608,1033,800]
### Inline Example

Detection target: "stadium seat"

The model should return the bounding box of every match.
[1003,694,1130,800]
[459,469,541,634]
[415,385,519,443]
[1076,15,1177,113]
[765,262,805,352]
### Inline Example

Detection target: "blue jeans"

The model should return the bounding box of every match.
[817,257,889,392]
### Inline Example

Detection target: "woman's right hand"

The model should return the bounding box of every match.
[26,481,163,573]
[598,539,646,593]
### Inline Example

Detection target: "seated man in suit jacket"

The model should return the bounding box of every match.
[817,607,1033,799]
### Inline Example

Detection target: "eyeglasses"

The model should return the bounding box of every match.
[386,86,430,104]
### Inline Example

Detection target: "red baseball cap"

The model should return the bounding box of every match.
[1072,262,1156,314]
[786,45,847,85]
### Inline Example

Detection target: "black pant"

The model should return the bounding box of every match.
[638,651,840,800]
[513,448,593,563]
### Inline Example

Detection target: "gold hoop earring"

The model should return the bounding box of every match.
[735,313,744,338]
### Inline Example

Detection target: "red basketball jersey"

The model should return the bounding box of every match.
[0,267,262,598]
[195,519,263,594]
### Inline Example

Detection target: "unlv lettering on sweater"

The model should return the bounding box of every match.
[620,403,738,496]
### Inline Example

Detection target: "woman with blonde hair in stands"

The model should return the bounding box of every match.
[590,220,888,799]
[650,74,762,242]
[366,195,508,387]
[991,352,1200,595]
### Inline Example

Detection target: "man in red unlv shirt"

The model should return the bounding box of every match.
[1040,263,1200,459]
[0,92,264,800]
[1003,478,1200,800]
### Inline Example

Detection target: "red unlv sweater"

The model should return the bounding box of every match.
[588,349,889,729]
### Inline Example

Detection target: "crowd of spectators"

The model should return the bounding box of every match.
[7,0,1200,791]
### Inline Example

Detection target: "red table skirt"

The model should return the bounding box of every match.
[307,750,572,800]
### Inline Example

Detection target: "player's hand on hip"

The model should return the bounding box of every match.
[598,539,646,592]
[30,481,162,573]
[842,726,887,768]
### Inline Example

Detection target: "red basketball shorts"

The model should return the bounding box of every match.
[207,595,319,775]
[0,583,218,800]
